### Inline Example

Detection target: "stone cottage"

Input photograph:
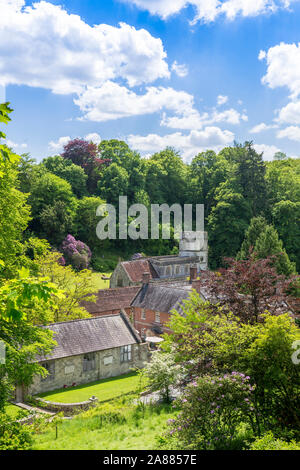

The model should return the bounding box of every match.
[25,313,149,398]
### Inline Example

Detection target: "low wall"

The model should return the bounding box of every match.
[31,396,98,415]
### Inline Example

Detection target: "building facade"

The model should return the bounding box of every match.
[25,313,149,397]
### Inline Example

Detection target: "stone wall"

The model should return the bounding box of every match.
[110,263,132,288]
[28,343,149,396]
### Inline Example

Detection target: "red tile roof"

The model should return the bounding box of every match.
[121,259,159,282]
[81,286,140,314]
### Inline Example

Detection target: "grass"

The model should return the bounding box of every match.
[90,271,112,290]
[38,372,144,404]
[5,403,29,419]
[32,401,177,450]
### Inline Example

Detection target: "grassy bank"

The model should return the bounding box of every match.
[32,401,176,450]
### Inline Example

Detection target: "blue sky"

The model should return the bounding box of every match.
[1,0,300,161]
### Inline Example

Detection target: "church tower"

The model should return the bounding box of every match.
[179,231,208,271]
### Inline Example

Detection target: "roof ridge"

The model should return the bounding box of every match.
[45,313,122,327]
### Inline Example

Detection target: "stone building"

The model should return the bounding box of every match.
[24,313,149,398]
[110,231,208,288]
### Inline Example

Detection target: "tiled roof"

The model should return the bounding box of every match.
[121,259,159,282]
[131,284,191,314]
[81,286,140,314]
[38,313,140,361]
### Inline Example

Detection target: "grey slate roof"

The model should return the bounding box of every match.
[39,313,140,361]
[131,284,191,314]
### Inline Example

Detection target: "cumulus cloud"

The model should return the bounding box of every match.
[74,80,248,131]
[74,82,196,122]
[217,95,228,106]
[276,100,300,125]
[48,136,71,152]
[0,1,169,94]
[127,126,234,161]
[253,143,283,161]
[259,42,300,99]
[171,61,189,77]
[249,122,278,133]
[121,0,298,23]
[85,133,101,144]
[277,126,300,141]
[4,139,28,151]
[161,107,247,129]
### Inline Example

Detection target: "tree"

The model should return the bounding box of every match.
[75,196,105,246]
[140,351,182,402]
[273,151,288,161]
[36,251,95,322]
[26,170,76,241]
[272,200,300,271]
[42,155,87,197]
[145,148,187,205]
[187,150,228,218]
[202,256,298,323]
[0,269,61,410]
[98,163,129,205]
[40,201,74,246]
[0,104,31,278]
[220,142,268,218]
[238,216,268,260]
[254,225,296,277]
[207,181,251,268]
[62,138,108,194]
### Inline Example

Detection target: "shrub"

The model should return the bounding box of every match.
[61,234,92,270]
[250,431,300,450]
[0,412,33,450]
[165,373,257,450]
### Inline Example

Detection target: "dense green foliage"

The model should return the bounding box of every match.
[13,130,299,271]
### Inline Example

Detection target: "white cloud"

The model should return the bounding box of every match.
[171,61,189,77]
[127,126,234,161]
[276,100,300,124]
[253,143,282,161]
[277,126,300,141]
[0,1,169,94]
[217,95,228,106]
[259,42,300,99]
[161,107,247,129]
[74,81,195,122]
[122,0,298,23]
[85,133,101,144]
[48,136,71,152]
[249,122,277,133]
[4,139,28,151]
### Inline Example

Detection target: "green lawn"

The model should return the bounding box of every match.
[32,401,177,450]
[90,271,112,290]
[5,403,29,419]
[38,372,144,404]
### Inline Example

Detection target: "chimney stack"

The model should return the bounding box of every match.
[189,265,197,283]
[142,272,150,285]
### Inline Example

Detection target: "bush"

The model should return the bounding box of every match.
[165,373,257,450]
[61,234,92,270]
[250,431,300,450]
[0,412,33,450]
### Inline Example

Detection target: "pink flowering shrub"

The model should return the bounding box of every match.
[61,234,92,270]
[165,373,257,450]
